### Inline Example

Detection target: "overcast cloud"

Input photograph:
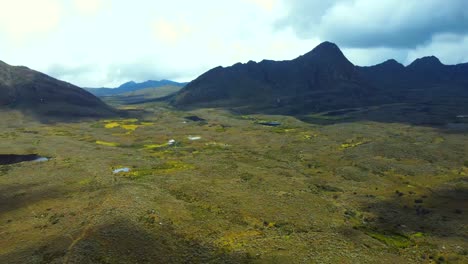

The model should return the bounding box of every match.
[278,0,468,48]
[0,0,467,87]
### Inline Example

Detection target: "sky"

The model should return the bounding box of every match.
[1,0,467,87]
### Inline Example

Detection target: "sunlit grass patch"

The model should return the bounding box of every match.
[217,230,262,250]
[146,160,194,174]
[410,232,425,239]
[121,124,139,131]
[356,226,413,249]
[119,106,140,110]
[104,122,120,129]
[144,141,174,150]
[117,160,194,179]
[96,140,119,147]
[341,141,366,149]
[78,178,93,185]
[102,119,154,133]
[365,229,412,248]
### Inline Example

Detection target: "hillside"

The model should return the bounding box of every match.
[86,80,187,96]
[174,42,377,114]
[173,42,468,116]
[0,60,116,120]
[101,85,183,105]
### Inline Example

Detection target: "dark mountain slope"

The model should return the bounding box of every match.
[0,60,116,120]
[174,42,377,114]
[358,56,468,88]
[356,59,406,88]
[86,80,187,96]
[173,42,468,117]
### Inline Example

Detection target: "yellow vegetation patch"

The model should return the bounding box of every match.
[104,122,120,129]
[121,124,139,131]
[117,161,194,179]
[157,160,194,173]
[301,131,319,140]
[341,141,366,149]
[103,119,153,133]
[119,106,140,110]
[217,230,262,250]
[78,178,93,185]
[144,143,170,150]
[96,140,119,147]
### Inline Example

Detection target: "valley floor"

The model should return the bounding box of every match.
[0,104,467,263]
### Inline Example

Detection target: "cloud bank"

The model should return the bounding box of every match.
[277,0,468,49]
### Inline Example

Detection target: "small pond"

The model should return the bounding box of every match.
[0,154,49,165]
[185,116,206,122]
[257,121,282,127]
[113,167,130,174]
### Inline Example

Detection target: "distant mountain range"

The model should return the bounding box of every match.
[173,42,468,116]
[102,85,184,105]
[2,41,467,123]
[86,80,187,96]
[0,60,116,120]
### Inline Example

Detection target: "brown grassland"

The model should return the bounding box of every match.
[0,101,467,263]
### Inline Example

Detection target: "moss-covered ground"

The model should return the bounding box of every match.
[0,104,467,263]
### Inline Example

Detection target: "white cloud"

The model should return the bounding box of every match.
[73,0,108,16]
[343,47,408,66]
[245,0,279,12]
[278,0,468,48]
[0,0,62,44]
[152,18,193,46]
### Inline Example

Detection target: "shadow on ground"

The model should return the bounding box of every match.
[295,102,468,133]
[356,180,468,239]
[0,218,254,264]
[0,183,67,216]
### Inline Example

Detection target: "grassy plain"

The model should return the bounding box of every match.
[0,102,467,263]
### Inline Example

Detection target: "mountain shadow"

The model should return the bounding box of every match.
[174,42,377,113]
[353,179,467,242]
[172,42,468,129]
[0,218,254,264]
[0,60,118,121]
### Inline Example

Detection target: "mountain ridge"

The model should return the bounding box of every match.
[0,60,117,120]
[173,42,468,115]
[86,80,187,96]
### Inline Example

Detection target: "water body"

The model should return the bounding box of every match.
[0,154,49,165]
[185,116,206,122]
[258,121,282,127]
[113,167,130,174]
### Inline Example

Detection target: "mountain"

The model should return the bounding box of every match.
[0,60,116,120]
[102,85,183,105]
[173,41,468,115]
[358,56,468,91]
[174,42,377,114]
[86,80,187,97]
